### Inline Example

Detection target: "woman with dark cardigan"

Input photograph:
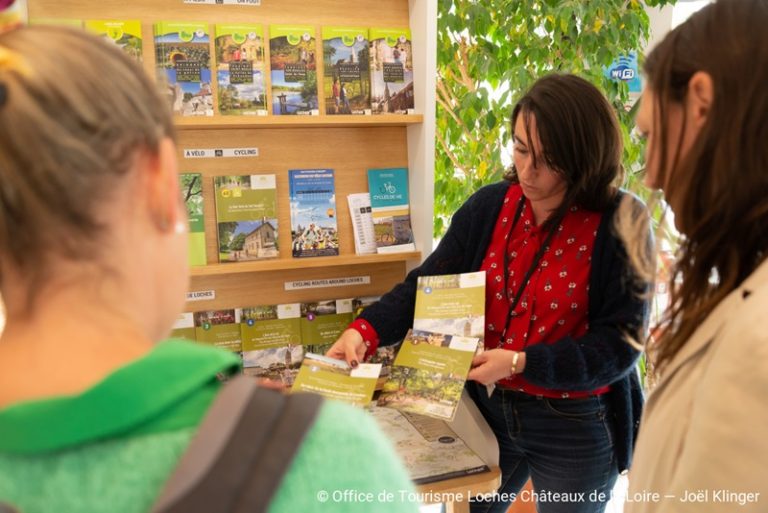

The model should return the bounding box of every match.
[328,74,651,513]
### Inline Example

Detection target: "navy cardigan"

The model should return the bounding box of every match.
[360,181,647,473]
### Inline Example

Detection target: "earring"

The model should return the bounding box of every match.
[174,221,187,234]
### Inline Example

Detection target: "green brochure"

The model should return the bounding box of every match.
[378,329,479,421]
[292,353,381,407]
[170,312,196,342]
[193,309,242,353]
[414,271,486,347]
[241,303,303,384]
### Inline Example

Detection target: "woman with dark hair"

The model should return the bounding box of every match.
[329,73,651,513]
[628,0,768,510]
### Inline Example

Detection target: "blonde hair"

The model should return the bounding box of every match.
[0,26,174,296]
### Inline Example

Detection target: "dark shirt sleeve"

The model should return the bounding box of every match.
[523,202,651,390]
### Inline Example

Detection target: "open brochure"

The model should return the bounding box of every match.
[368,405,490,484]
[378,329,478,421]
[292,353,381,407]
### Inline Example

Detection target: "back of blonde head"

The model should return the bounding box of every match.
[0,26,174,297]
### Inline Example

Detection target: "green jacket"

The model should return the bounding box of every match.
[0,340,419,512]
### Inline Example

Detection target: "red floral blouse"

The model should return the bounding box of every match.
[480,184,609,398]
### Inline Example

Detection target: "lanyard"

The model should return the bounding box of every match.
[499,197,561,346]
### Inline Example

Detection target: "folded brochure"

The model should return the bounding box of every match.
[292,353,381,407]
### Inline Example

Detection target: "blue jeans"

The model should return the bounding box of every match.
[467,382,618,513]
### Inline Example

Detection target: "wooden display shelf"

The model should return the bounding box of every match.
[175,114,424,130]
[190,251,422,277]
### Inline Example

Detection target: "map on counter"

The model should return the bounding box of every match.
[368,405,489,484]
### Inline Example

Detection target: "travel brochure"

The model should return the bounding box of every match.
[378,329,479,421]
[414,271,486,347]
[289,169,339,258]
[369,28,414,114]
[322,27,370,115]
[154,21,213,116]
[292,353,381,407]
[84,19,143,62]
[241,303,303,385]
[367,167,415,253]
[214,23,267,116]
[213,174,278,263]
[269,25,318,115]
[179,173,207,266]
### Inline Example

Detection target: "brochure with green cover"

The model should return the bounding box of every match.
[193,309,242,353]
[214,23,267,116]
[214,174,278,262]
[322,26,370,115]
[84,19,143,62]
[154,21,213,117]
[369,28,414,114]
[170,312,196,341]
[378,329,479,421]
[292,353,381,407]
[414,271,486,347]
[300,299,353,355]
[269,24,318,115]
[241,303,303,384]
[180,173,207,266]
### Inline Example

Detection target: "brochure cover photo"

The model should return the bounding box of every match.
[378,329,478,421]
[292,353,381,407]
[289,169,339,258]
[367,167,415,253]
[414,271,486,346]
[241,303,303,385]
[215,23,267,116]
[154,21,213,116]
[269,25,318,115]
[322,27,370,115]
[214,174,278,262]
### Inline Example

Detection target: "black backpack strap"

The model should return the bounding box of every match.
[151,374,323,513]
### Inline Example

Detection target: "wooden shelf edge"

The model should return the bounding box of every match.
[190,251,422,276]
[175,114,424,130]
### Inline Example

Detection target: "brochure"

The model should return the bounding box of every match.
[378,329,478,421]
[180,173,207,266]
[367,167,415,253]
[193,309,242,353]
[269,24,318,115]
[369,28,414,114]
[347,193,377,255]
[292,353,381,407]
[289,169,339,258]
[300,299,353,355]
[414,271,486,347]
[322,26,370,115]
[84,20,143,62]
[214,23,267,116]
[214,174,278,262]
[241,303,303,385]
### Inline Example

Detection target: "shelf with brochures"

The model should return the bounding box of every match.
[175,114,424,130]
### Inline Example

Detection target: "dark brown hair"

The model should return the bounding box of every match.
[645,0,768,371]
[506,73,624,227]
[0,26,174,299]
